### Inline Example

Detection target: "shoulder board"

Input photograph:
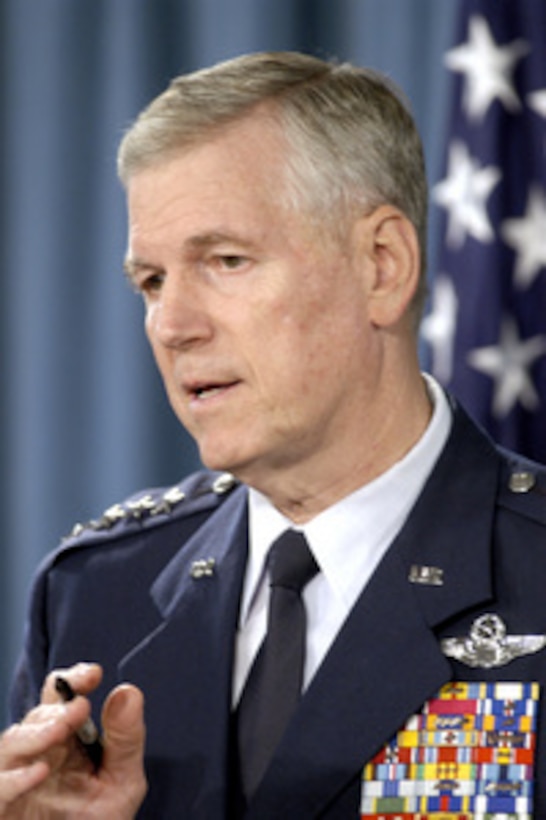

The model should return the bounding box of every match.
[62,470,240,544]
[497,448,546,526]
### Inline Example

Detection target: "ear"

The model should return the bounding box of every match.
[354,205,421,328]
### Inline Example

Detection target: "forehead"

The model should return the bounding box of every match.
[125,116,307,255]
[129,115,288,205]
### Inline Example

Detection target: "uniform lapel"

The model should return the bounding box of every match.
[118,486,248,818]
[246,405,501,819]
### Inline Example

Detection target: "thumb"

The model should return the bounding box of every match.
[101,684,146,782]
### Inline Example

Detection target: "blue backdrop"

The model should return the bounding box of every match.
[1,0,461,714]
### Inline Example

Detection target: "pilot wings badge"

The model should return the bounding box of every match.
[441,613,546,669]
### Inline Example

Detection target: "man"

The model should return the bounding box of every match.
[2,51,546,818]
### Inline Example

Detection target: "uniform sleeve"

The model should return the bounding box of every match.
[8,558,53,723]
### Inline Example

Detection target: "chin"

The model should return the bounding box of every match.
[199,441,266,483]
[198,444,243,475]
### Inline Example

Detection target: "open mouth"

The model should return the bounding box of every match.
[190,381,239,401]
[194,385,225,400]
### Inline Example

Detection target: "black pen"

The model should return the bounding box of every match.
[55,675,103,770]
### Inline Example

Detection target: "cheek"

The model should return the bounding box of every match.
[301,308,369,400]
[288,284,363,352]
[268,311,336,398]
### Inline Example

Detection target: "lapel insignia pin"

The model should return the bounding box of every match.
[441,613,546,668]
[190,558,216,579]
[408,564,444,586]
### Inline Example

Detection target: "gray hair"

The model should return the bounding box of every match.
[118,51,428,318]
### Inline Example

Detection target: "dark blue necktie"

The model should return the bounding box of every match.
[237,529,319,800]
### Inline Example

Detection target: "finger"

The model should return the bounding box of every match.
[101,685,147,800]
[42,663,103,704]
[0,704,79,766]
[0,761,49,811]
[22,698,92,742]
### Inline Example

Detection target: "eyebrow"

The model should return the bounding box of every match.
[185,230,256,252]
[123,257,160,286]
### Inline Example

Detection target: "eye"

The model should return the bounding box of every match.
[142,272,165,292]
[215,254,249,272]
[130,271,165,297]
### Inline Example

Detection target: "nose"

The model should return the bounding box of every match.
[146,275,213,350]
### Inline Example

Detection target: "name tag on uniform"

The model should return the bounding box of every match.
[360,681,539,818]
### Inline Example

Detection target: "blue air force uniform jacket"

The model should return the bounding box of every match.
[9,402,546,818]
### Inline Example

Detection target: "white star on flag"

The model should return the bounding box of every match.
[467,318,546,417]
[445,14,529,121]
[528,89,546,118]
[420,276,458,383]
[428,0,546,461]
[501,185,546,289]
[433,140,501,248]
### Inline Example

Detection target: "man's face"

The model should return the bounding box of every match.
[125,115,381,492]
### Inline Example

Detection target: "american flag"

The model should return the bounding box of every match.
[422,0,546,462]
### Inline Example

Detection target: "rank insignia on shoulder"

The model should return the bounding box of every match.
[63,471,238,541]
[441,613,546,669]
[64,483,187,539]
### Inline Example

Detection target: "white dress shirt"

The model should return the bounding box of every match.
[232,375,452,705]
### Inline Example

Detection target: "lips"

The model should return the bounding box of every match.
[186,380,239,402]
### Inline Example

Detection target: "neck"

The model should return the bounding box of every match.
[240,365,433,525]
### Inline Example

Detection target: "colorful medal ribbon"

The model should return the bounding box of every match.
[360,681,539,819]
